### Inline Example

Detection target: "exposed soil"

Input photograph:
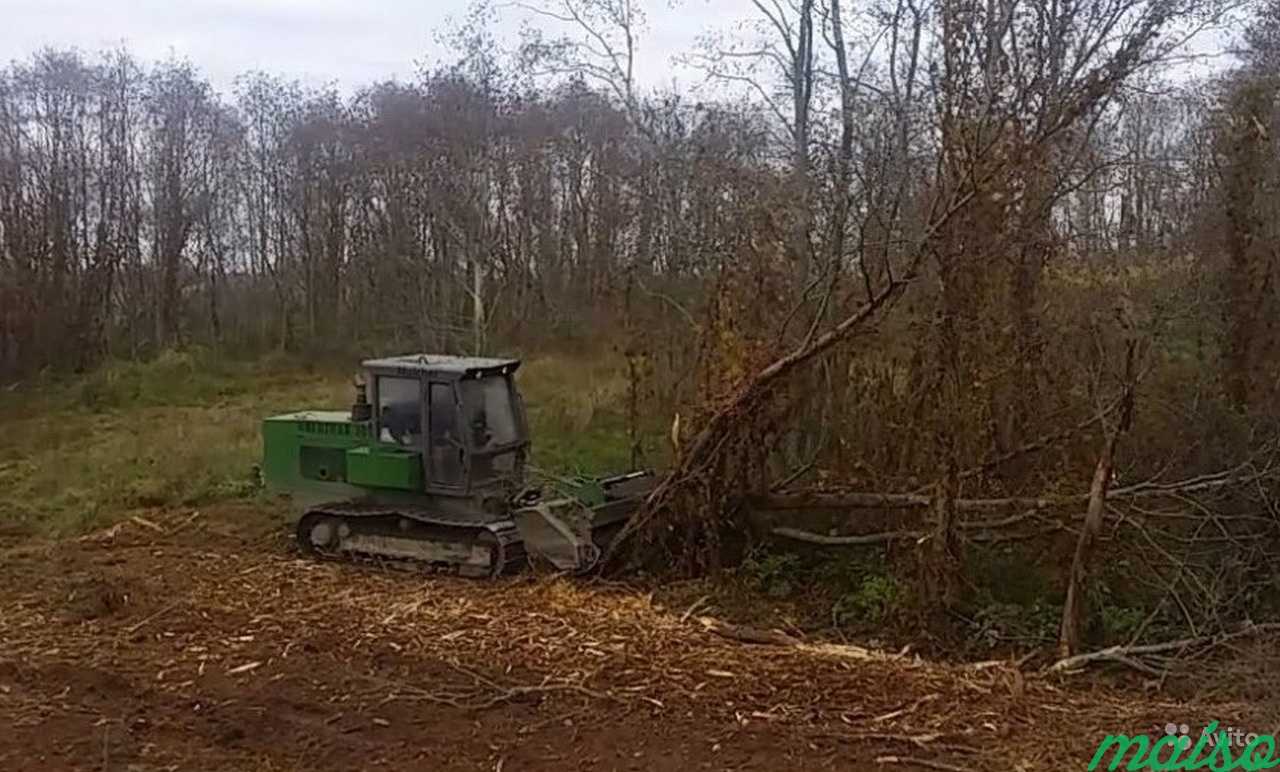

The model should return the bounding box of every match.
[0,504,1273,771]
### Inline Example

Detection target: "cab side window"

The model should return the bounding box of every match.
[378,376,421,446]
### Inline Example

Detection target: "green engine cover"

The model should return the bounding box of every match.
[262,411,421,496]
[345,446,422,490]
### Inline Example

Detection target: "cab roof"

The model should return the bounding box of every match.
[362,354,521,378]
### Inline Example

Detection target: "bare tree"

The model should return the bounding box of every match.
[518,0,644,109]
[146,58,219,348]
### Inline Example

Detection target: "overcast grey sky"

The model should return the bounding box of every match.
[1,0,742,95]
[2,0,1238,100]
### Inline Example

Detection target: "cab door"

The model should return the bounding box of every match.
[426,381,465,490]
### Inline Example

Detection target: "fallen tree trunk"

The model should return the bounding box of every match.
[599,167,999,574]
[754,491,1056,511]
[602,271,921,572]
[1046,622,1280,675]
[761,452,1280,549]
[771,526,923,545]
[752,460,1273,514]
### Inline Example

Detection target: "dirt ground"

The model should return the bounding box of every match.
[0,504,1274,771]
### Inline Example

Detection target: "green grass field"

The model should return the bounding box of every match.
[0,348,648,536]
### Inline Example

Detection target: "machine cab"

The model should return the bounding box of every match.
[362,355,529,495]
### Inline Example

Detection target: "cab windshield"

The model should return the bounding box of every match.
[459,375,522,451]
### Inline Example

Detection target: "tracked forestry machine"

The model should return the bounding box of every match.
[261,354,652,577]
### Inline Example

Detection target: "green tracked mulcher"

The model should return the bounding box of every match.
[261,354,653,577]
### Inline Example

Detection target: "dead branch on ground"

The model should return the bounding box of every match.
[874,756,974,772]
[754,454,1278,513]
[1045,621,1280,675]
[363,661,625,712]
[697,616,802,646]
[759,452,1280,550]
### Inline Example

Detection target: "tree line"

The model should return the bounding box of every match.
[0,3,1267,388]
